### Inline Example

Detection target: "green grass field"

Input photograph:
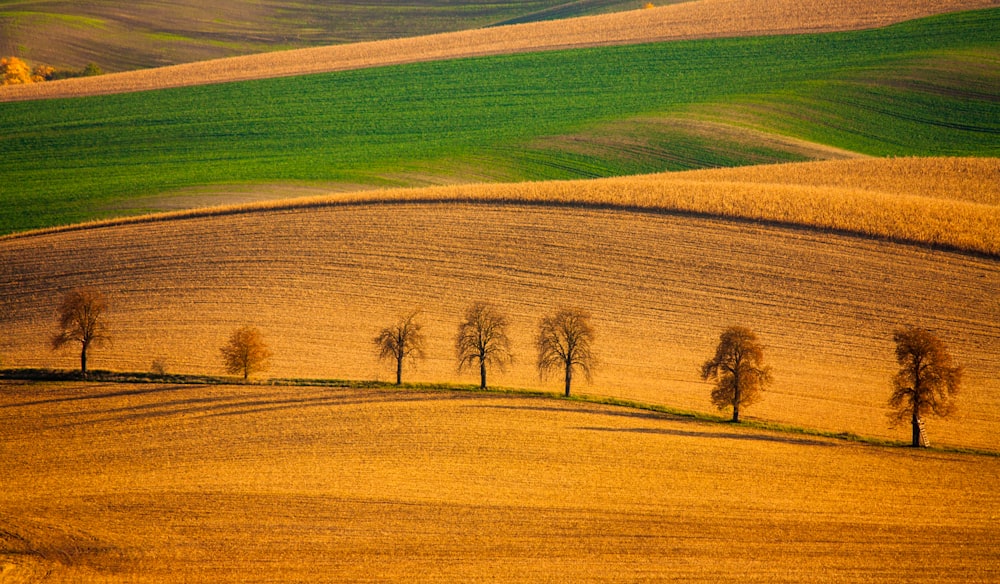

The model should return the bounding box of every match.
[0,9,997,235]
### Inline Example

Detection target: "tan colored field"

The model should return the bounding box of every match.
[16,157,1000,255]
[1,382,998,582]
[1,159,997,452]
[2,0,996,102]
[679,157,1000,206]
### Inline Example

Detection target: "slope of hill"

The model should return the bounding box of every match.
[1,0,995,101]
[2,382,998,582]
[1,159,997,451]
[0,0,647,72]
[1,9,997,235]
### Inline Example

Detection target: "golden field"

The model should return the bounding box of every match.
[1,158,997,451]
[15,157,1000,255]
[1,0,996,101]
[1,382,998,582]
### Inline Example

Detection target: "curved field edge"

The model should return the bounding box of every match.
[0,0,645,73]
[2,11,996,236]
[5,158,997,257]
[5,372,998,457]
[1,0,996,102]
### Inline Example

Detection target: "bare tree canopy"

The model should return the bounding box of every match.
[701,325,771,423]
[889,326,962,448]
[536,308,595,397]
[374,311,426,385]
[220,325,272,381]
[455,302,513,390]
[51,287,110,376]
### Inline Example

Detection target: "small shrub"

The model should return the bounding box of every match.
[82,62,103,77]
[1,56,33,85]
[151,358,168,375]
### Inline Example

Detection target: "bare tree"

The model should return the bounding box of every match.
[456,302,513,389]
[536,308,595,397]
[374,311,426,385]
[51,287,110,376]
[221,325,272,381]
[889,326,962,448]
[701,326,771,423]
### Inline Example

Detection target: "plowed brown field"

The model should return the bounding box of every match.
[1,0,996,102]
[1,383,998,582]
[1,160,997,450]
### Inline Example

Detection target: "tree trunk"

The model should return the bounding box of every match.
[731,372,740,423]
[80,342,88,376]
[396,356,403,386]
[480,359,487,390]
[912,409,921,447]
[564,363,572,397]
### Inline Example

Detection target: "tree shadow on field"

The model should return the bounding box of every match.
[473,403,681,423]
[574,426,836,447]
[0,384,189,409]
[52,390,453,429]
[196,393,445,420]
[474,403,836,448]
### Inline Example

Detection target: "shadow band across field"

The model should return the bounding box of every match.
[6,385,483,431]
[474,403,838,447]
[574,425,838,447]
[6,381,837,449]
[0,383,181,409]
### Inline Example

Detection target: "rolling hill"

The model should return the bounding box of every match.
[0,8,997,235]
[2,158,997,451]
[3,3,998,580]
[0,0,649,72]
[2,0,995,99]
[2,382,998,582]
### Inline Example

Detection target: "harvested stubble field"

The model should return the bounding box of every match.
[1,382,998,582]
[1,0,996,101]
[1,159,998,452]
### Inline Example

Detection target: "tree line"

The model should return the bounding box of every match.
[37,287,962,448]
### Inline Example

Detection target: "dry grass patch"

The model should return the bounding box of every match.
[1,0,995,101]
[678,156,1000,205]
[1,382,998,582]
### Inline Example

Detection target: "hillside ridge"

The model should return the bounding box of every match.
[2,170,997,450]
[2,0,996,102]
[4,158,997,257]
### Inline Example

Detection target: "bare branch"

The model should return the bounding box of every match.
[51,287,110,375]
[455,302,513,389]
[374,311,426,385]
[536,308,596,397]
